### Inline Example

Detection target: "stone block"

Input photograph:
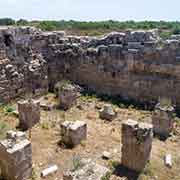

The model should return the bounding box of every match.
[99,104,116,121]
[0,131,32,180]
[63,159,109,180]
[121,119,153,172]
[58,84,79,110]
[18,99,40,130]
[61,121,87,147]
[152,103,175,138]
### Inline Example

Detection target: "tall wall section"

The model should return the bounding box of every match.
[0,26,180,108]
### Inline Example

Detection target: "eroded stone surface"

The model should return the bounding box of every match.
[1,27,180,110]
[18,99,40,130]
[152,103,175,137]
[63,159,109,180]
[58,83,79,110]
[99,104,116,120]
[61,121,87,147]
[121,119,153,172]
[0,131,32,180]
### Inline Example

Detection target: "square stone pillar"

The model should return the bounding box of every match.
[60,121,87,147]
[58,84,79,110]
[152,103,174,138]
[18,99,40,130]
[99,104,116,121]
[121,119,153,172]
[0,131,32,180]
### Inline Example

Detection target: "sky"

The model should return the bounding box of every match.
[0,0,180,21]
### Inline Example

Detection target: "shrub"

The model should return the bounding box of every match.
[4,105,15,113]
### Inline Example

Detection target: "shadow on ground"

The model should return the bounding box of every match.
[112,164,140,180]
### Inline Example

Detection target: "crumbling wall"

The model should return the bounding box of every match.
[0,27,48,102]
[1,27,180,108]
[45,30,180,108]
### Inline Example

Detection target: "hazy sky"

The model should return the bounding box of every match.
[1,0,180,21]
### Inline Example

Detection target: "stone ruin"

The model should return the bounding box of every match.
[63,159,109,180]
[99,104,116,120]
[18,98,40,130]
[60,121,87,147]
[0,27,180,110]
[121,119,153,172]
[0,26,179,179]
[57,81,80,110]
[152,101,175,138]
[0,131,32,180]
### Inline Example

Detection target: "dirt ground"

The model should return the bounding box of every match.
[0,93,180,180]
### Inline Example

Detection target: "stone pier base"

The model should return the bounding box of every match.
[61,121,87,147]
[121,119,153,172]
[18,99,40,130]
[0,131,32,180]
[152,103,174,138]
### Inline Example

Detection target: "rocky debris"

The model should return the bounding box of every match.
[102,151,112,159]
[110,175,125,180]
[99,104,116,120]
[0,130,32,180]
[60,121,87,147]
[152,102,175,138]
[41,165,58,177]
[121,119,153,172]
[40,102,55,111]
[18,99,40,130]
[63,159,109,180]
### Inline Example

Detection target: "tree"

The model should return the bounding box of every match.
[0,18,15,26]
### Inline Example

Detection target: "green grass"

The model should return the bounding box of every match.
[0,122,8,139]
[40,121,51,130]
[72,155,83,171]
[101,171,112,180]
[3,105,16,114]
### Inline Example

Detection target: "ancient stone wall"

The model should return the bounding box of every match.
[0,27,48,102]
[1,27,180,108]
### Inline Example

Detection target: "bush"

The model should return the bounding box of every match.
[0,122,8,139]
[4,105,15,113]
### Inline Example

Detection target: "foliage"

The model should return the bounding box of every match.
[0,122,8,139]
[4,105,15,113]
[108,160,119,171]
[101,171,111,180]
[16,19,29,26]
[159,31,173,39]
[31,167,39,180]
[0,18,15,26]
[40,121,51,130]
[1,18,180,38]
[72,155,83,171]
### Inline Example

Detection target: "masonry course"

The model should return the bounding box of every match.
[0,27,180,109]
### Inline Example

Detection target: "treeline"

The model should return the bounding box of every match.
[0,18,180,38]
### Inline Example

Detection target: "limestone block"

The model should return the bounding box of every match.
[152,103,174,137]
[58,83,79,110]
[61,121,87,147]
[127,42,144,49]
[63,159,109,180]
[99,104,116,121]
[0,131,32,180]
[121,119,153,172]
[18,99,40,130]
